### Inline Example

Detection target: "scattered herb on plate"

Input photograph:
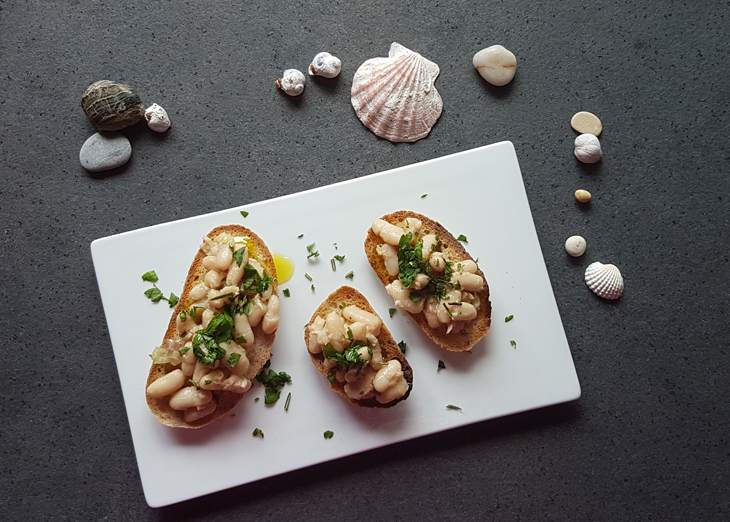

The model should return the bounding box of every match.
[511,340,517,349]
[421,194,427,198]
[240,210,249,218]
[323,430,334,440]
[345,271,354,279]
[389,308,397,318]
[446,404,462,411]
[141,270,158,282]
[285,392,291,411]
[437,360,446,372]
[457,234,468,243]
[398,340,407,354]
[305,273,312,281]
[283,288,291,297]
[307,243,320,259]
[255,361,292,404]
[505,315,514,322]
[252,428,263,437]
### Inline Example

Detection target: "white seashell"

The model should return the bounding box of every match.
[473,45,517,86]
[276,69,306,96]
[585,262,624,300]
[309,52,341,78]
[145,103,171,132]
[574,133,602,163]
[351,42,443,143]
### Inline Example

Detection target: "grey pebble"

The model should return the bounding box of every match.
[79,132,131,172]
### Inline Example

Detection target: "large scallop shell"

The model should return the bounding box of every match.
[585,262,624,300]
[351,42,443,143]
[81,80,145,131]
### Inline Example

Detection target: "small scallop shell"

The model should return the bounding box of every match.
[585,262,624,300]
[81,80,145,131]
[351,42,443,143]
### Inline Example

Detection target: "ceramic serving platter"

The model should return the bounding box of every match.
[91,141,581,507]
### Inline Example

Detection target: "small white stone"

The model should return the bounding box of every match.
[308,52,341,78]
[145,103,171,132]
[574,134,602,163]
[276,69,306,96]
[79,132,131,172]
[565,235,587,257]
[473,45,517,86]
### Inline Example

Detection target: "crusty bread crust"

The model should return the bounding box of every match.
[304,286,413,408]
[364,211,491,352]
[146,224,278,428]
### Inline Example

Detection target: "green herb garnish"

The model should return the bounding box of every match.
[331,258,336,271]
[437,360,446,372]
[255,365,292,404]
[311,284,315,292]
[305,273,312,281]
[189,379,200,388]
[252,428,263,437]
[204,380,212,386]
[167,292,179,308]
[421,194,427,198]
[398,340,407,354]
[345,271,354,279]
[323,430,334,440]
[446,404,462,410]
[144,286,164,303]
[327,371,336,383]
[334,255,345,261]
[179,347,190,356]
[389,308,397,318]
[141,270,158,282]
[283,288,290,297]
[285,392,291,411]
[306,243,319,259]
[511,340,517,349]
[240,210,249,218]
[228,352,241,367]
[505,315,514,323]
[457,234,468,243]
[191,311,234,364]
[232,246,246,267]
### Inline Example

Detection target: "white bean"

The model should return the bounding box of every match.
[201,308,215,329]
[429,252,446,272]
[262,294,280,334]
[200,369,225,389]
[372,219,404,246]
[146,369,186,399]
[342,306,381,334]
[192,361,207,382]
[202,255,218,271]
[420,234,438,260]
[189,283,208,301]
[325,311,347,352]
[451,272,484,292]
[184,400,217,422]
[411,273,430,290]
[204,270,222,289]
[458,260,478,274]
[214,244,233,271]
[247,294,267,328]
[451,302,477,321]
[373,360,403,392]
[169,386,213,410]
[376,243,399,276]
[234,313,255,345]
[223,344,250,376]
[385,279,425,314]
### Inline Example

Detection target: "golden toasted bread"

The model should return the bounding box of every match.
[146,224,278,428]
[305,286,413,408]
[364,211,491,352]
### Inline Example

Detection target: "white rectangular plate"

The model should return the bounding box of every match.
[91,141,580,507]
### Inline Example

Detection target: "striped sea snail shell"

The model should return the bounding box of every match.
[584,262,624,300]
[81,80,145,131]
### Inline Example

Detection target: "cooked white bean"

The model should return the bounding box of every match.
[146,369,186,399]
[373,360,403,392]
[368,344,384,370]
[420,234,438,260]
[234,313,255,345]
[424,307,441,329]
[323,358,337,369]
[184,400,217,422]
[223,343,250,376]
[262,294,280,334]
[342,306,381,334]
[201,308,215,329]
[200,369,225,389]
[376,377,408,404]
[307,316,326,354]
[348,321,367,341]
[169,386,213,410]
[451,302,477,321]
[214,244,233,271]
[204,270,222,289]
[192,361,207,382]
[357,345,371,362]
[325,311,348,351]
[385,279,425,314]
[202,255,218,271]
[247,294,267,328]
[411,273,430,290]
[201,236,217,256]
[451,272,484,292]
[371,219,404,246]
[189,282,208,301]
[226,260,245,286]
[376,243,399,276]
[458,260,478,274]
[429,252,446,272]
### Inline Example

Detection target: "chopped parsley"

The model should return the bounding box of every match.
[334,255,345,262]
[437,360,446,372]
[398,340,407,354]
[240,210,249,218]
[179,347,190,356]
[232,246,246,267]
[189,379,200,388]
[505,315,514,323]
[283,288,290,297]
[141,270,158,282]
[252,428,263,437]
[323,430,334,440]
[389,308,397,318]
[511,340,517,349]
[446,404,462,411]
[192,311,234,364]
[228,352,241,368]
[457,234,468,243]
[421,194,428,198]
[241,264,274,294]
[306,243,320,259]
[144,285,178,308]
[345,271,354,279]
[255,361,292,404]
[311,284,315,292]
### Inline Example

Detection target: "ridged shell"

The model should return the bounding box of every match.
[585,262,624,300]
[81,80,145,131]
[351,43,443,143]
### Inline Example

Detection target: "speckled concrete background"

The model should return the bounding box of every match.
[1,0,729,520]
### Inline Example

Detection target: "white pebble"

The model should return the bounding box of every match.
[472,45,517,86]
[574,134,602,163]
[276,69,306,96]
[145,103,171,132]
[565,236,586,257]
[308,52,341,78]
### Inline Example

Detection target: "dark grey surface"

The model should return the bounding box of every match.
[1,0,729,520]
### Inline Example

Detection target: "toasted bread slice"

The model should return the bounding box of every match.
[146,224,278,428]
[305,286,413,408]
[364,211,491,352]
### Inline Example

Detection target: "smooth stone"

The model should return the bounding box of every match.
[571,111,602,136]
[473,45,517,86]
[79,132,131,172]
[565,236,587,257]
